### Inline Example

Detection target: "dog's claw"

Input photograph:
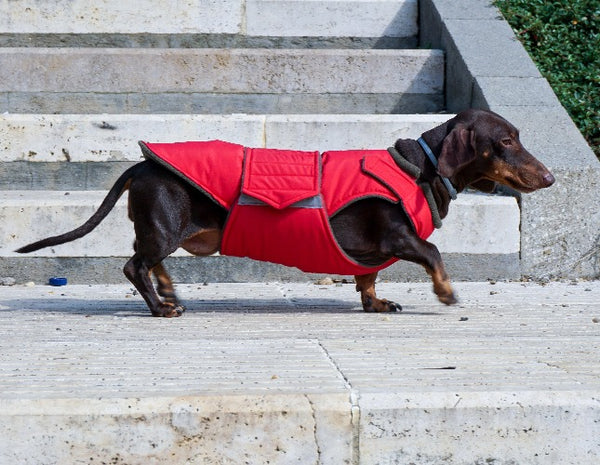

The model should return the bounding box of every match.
[389,301,403,312]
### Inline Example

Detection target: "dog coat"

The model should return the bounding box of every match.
[139,140,436,275]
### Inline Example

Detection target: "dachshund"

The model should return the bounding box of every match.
[17,109,555,317]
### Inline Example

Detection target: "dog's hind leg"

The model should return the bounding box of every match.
[124,255,183,318]
[355,272,402,312]
[153,262,185,312]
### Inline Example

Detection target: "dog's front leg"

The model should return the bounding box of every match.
[355,272,402,312]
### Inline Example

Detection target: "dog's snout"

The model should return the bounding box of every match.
[541,172,555,188]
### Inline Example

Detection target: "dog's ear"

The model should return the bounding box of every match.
[438,126,477,177]
[469,179,496,193]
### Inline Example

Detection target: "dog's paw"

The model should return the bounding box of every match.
[363,298,402,313]
[152,303,185,318]
[438,293,458,306]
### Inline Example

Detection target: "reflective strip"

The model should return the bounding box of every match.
[238,193,323,208]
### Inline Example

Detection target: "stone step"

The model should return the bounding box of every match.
[0,0,418,46]
[0,114,453,189]
[1,190,520,283]
[2,280,598,464]
[0,48,444,114]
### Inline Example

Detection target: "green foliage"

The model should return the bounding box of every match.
[495,0,600,157]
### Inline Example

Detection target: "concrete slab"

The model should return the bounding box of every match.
[472,76,560,108]
[0,281,599,463]
[246,0,417,38]
[1,393,354,465]
[0,48,443,94]
[359,390,600,464]
[0,0,417,40]
[444,19,541,78]
[0,0,243,34]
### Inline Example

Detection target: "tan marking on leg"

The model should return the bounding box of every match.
[425,264,457,305]
[355,272,401,312]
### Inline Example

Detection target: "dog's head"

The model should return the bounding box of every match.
[437,109,555,193]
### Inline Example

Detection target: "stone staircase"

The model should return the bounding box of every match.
[2,2,600,464]
[0,0,521,284]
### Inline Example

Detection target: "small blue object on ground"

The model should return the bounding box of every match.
[48,277,67,286]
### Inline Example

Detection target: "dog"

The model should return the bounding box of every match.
[17,109,555,317]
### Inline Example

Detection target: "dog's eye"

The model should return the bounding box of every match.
[501,138,513,146]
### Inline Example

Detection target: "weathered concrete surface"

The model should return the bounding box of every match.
[0,48,443,114]
[420,0,600,280]
[0,0,242,34]
[0,48,441,93]
[1,394,353,465]
[0,32,418,50]
[246,0,417,38]
[0,0,417,39]
[0,281,599,463]
[359,391,600,465]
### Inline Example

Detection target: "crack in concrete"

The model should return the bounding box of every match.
[316,340,361,465]
[277,284,361,464]
[305,394,322,465]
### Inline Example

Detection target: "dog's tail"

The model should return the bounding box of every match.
[16,163,141,254]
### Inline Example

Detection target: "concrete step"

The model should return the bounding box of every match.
[1,281,599,464]
[0,0,418,38]
[0,48,444,114]
[1,190,520,283]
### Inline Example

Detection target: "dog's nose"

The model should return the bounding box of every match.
[542,172,555,187]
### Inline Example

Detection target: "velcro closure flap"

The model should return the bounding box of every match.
[361,154,416,200]
[242,148,320,209]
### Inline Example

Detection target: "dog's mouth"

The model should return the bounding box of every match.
[503,173,554,193]
[486,156,555,193]
[489,164,555,193]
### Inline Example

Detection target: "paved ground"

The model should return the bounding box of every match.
[1,280,599,464]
